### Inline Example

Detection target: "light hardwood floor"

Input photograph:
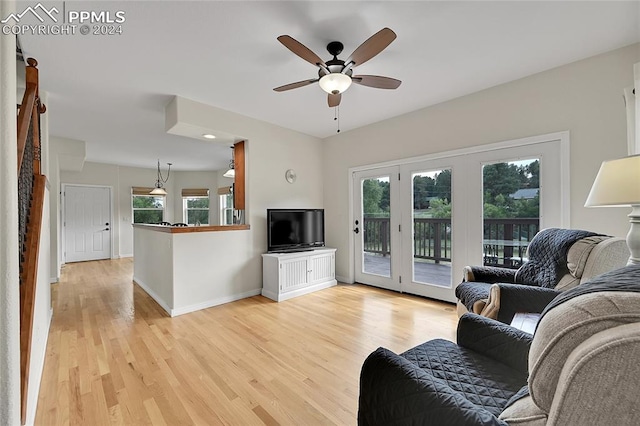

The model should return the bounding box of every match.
[36,258,458,425]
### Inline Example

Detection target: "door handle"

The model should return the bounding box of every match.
[353,227,359,234]
[104,228,110,231]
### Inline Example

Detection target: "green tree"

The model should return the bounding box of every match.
[429,198,451,218]
[362,179,383,217]
[483,163,522,200]
[413,175,435,209]
[433,169,452,202]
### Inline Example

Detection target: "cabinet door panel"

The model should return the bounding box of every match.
[309,253,335,285]
[279,258,309,292]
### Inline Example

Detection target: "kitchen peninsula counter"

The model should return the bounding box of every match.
[132,223,256,317]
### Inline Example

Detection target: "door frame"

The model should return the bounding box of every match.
[61,183,114,265]
[346,131,570,287]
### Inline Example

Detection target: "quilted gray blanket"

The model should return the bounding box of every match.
[514,228,602,288]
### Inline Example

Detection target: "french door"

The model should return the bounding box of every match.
[354,167,401,291]
[352,135,566,303]
[64,185,112,263]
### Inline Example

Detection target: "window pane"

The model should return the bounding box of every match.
[187,210,209,225]
[412,169,452,287]
[186,197,209,208]
[482,158,540,269]
[362,176,391,278]
[134,210,163,224]
[133,195,164,208]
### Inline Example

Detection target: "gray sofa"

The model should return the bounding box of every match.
[455,228,629,323]
[359,264,640,425]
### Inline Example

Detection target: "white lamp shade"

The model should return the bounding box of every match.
[585,155,640,207]
[149,187,167,196]
[223,168,235,179]
[319,73,352,94]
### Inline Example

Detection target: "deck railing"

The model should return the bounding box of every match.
[362,217,539,267]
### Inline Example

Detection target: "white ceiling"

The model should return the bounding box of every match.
[18,1,640,171]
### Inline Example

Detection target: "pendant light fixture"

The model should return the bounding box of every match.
[150,159,172,195]
[223,146,235,179]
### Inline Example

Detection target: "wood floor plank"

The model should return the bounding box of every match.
[36,258,457,425]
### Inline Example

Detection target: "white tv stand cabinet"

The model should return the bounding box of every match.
[262,248,337,302]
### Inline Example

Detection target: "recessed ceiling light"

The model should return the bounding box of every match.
[202,134,216,139]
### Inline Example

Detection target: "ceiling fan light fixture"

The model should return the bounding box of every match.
[319,72,352,94]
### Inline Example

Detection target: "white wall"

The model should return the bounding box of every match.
[49,136,86,282]
[25,187,52,426]
[60,162,223,258]
[323,43,640,281]
[167,97,326,294]
[0,1,20,423]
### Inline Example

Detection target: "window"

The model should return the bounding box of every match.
[182,189,210,225]
[219,186,234,225]
[131,187,165,224]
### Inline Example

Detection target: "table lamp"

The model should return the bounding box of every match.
[585,154,640,265]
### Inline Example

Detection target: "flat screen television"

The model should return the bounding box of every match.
[267,209,325,253]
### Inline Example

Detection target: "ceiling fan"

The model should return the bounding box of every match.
[273,28,401,107]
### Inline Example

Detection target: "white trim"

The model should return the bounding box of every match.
[134,277,261,317]
[116,253,133,259]
[349,131,570,173]
[49,277,58,284]
[133,277,172,314]
[171,289,262,316]
[24,308,53,426]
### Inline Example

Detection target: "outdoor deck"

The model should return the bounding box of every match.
[363,253,453,287]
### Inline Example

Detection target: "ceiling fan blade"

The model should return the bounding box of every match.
[273,79,318,92]
[347,28,397,67]
[328,93,341,107]
[277,35,326,67]
[352,75,402,90]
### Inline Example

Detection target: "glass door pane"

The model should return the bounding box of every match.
[362,176,391,277]
[482,158,540,268]
[412,169,452,286]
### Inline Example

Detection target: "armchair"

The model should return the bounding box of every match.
[455,228,628,323]
[358,265,640,426]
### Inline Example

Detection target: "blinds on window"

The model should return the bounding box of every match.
[131,187,156,195]
[217,186,232,195]
[182,188,209,197]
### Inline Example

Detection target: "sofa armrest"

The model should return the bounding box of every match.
[490,284,561,324]
[358,346,507,426]
[457,313,532,373]
[463,266,517,283]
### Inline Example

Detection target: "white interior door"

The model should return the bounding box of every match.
[64,185,112,263]
[353,167,401,291]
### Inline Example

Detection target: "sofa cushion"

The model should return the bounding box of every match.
[401,339,527,416]
[528,265,640,412]
[555,235,609,291]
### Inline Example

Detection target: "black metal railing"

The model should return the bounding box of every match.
[362,217,539,268]
[17,115,35,271]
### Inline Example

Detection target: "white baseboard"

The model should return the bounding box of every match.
[336,275,353,284]
[25,307,53,426]
[170,289,262,317]
[132,276,173,315]
[49,277,58,284]
[118,254,133,259]
[133,277,261,317]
